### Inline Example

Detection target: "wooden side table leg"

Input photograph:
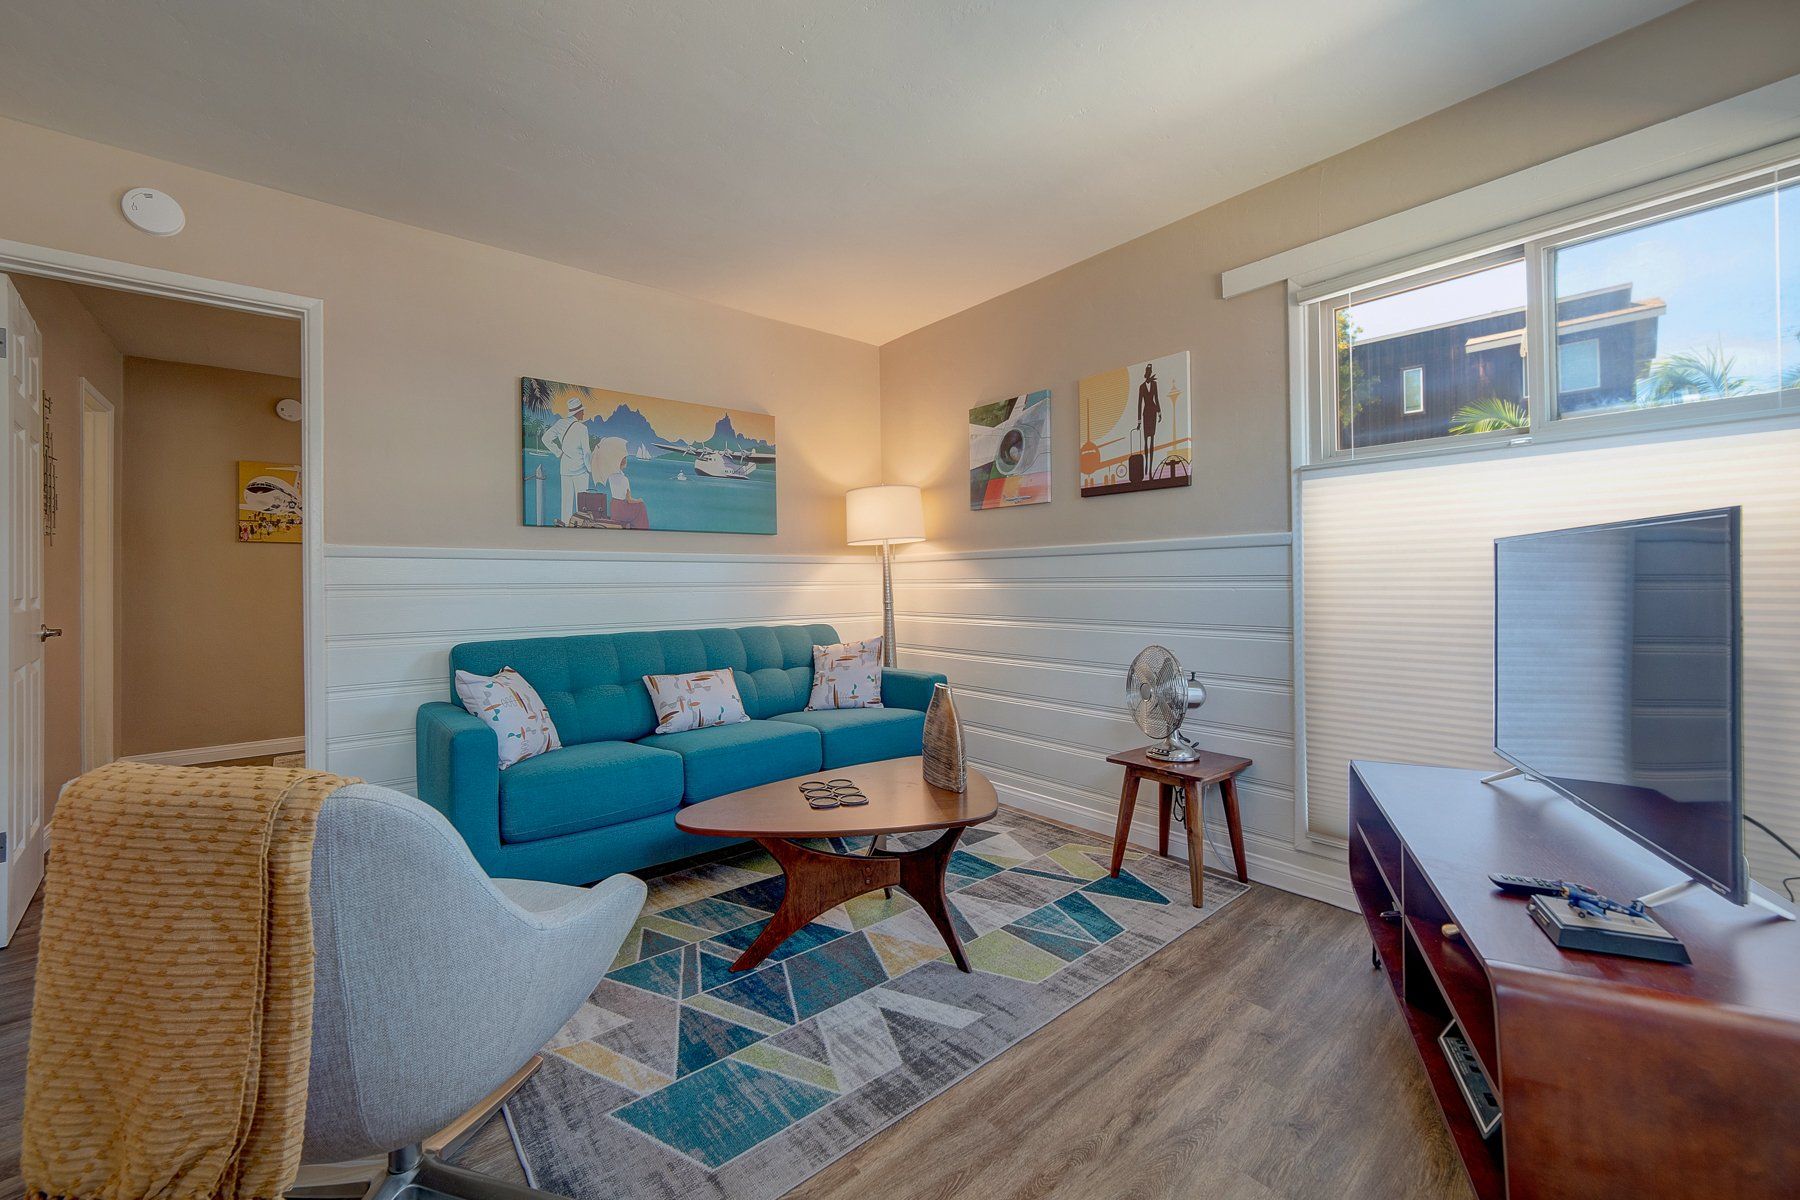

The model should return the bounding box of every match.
[1158,783,1173,857]
[1221,774,1249,884]
[1184,781,1204,907]
[1109,769,1140,877]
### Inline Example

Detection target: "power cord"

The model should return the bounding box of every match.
[1744,813,1800,902]
[1171,787,1233,883]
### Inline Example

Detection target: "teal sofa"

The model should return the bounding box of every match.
[415,623,946,884]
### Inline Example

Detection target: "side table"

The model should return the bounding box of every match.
[1105,745,1251,906]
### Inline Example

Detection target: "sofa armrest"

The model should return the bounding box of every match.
[415,702,502,868]
[882,667,947,712]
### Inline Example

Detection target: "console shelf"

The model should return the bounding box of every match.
[1349,761,1800,1200]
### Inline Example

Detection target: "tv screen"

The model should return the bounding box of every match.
[1494,508,1743,903]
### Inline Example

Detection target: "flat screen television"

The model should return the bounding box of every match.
[1493,508,1745,905]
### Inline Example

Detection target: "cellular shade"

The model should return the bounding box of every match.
[1299,425,1800,896]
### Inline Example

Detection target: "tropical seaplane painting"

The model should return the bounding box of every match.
[520,376,777,534]
[651,442,776,479]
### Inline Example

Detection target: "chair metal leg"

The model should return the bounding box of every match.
[285,1184,370,1200]
[291,1058,555,1200]
[500,1103,537,1190]
[413,1151,565,1200]
[290,1144,567,1200]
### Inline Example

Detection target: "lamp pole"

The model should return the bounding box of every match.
[881,538,897,668]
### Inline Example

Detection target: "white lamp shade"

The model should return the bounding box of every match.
[845,484,924,546]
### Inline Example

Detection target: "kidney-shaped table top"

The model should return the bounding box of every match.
[675,755,997,840]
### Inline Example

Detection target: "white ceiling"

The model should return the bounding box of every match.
[65,282,301,378]
[0,1,1684,344]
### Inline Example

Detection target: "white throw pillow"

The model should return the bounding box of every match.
[806,638,884,711]
[643,668,751,734]
[454,667,562,770]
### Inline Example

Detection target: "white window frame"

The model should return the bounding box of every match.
[1401,366,1425,414]
[1538,175,1793,429]
[1308,247,1528,463]
[1300,158,1800,470]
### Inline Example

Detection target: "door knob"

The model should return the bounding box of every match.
[37,625,62,641]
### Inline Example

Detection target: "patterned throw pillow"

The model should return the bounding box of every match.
[806,638,884,711]
[643,668,751,734]
[454,667,562,770]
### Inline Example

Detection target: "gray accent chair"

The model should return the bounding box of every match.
[297,783,646,1199]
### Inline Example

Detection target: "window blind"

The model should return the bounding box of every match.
[1300,424,1800,896]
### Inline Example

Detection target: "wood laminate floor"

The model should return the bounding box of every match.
[1,882,1471,1200]
[1,885,43,1200]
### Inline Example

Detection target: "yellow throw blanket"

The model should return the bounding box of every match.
[22,763,359,1200]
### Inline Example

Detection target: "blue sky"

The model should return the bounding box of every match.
[1346,182,1800,393]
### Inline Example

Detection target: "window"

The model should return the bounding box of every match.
[1328,253,1527,453]
[1551,183,1787,418]
[1306,165,1800,462]
[1558,338,1601,393]
[1402,367,1425,414]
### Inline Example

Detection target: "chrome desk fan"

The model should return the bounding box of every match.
[1125,645,1208,762]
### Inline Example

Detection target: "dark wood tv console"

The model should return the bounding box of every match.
[1349,761,1800,1200]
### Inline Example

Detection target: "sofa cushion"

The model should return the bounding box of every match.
[771,708,926,770]
[643,667,750,734]
[805,637,884,710]
[499,740,684,844]
[453,667,562,769]
[640,719,823,803]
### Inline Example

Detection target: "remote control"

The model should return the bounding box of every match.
[1489,873,1570,896]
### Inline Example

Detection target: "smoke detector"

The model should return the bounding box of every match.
[275,398,302,423]
[121,188,185,236]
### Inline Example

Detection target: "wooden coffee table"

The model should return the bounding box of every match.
[675,756,997,973]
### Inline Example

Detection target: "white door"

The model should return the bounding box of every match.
[2,275,47,946]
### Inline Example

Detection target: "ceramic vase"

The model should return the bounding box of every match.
[922,682,967,792]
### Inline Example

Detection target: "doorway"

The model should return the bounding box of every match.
[0,239,323,948]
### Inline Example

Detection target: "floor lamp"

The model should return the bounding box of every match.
[845,485,924,668]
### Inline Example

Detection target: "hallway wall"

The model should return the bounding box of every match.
[119,358,303,755]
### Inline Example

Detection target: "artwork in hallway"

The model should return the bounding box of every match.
[237,461,301,542]
[969,388,1051,509]
[520,377,777,534]
[1078,350,1191,497]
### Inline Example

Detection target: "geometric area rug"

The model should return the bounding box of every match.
[507,807,1249,1200]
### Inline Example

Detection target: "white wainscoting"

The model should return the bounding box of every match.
[892,532,1353,910]
[322,545,882,792]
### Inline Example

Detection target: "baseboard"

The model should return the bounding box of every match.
[119,736,307,767]
[993,776,1356,911]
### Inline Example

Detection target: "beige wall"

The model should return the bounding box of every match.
[119,358,302,755]
[0,121,882,556]
[878,0,1800,553]
[9,275,125,804]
